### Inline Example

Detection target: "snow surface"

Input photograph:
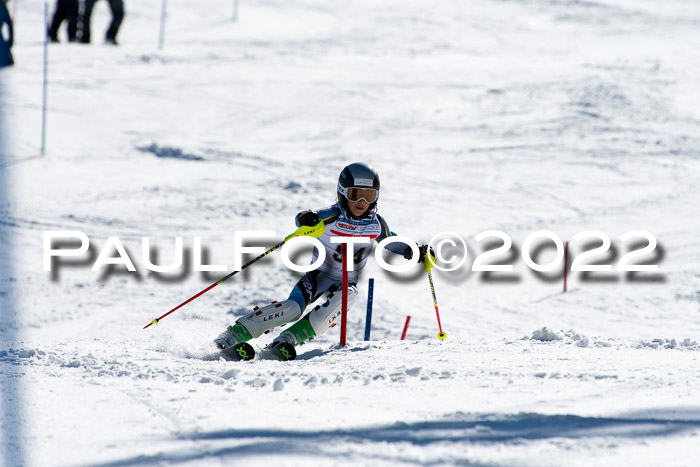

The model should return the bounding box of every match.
[1,0,700,465]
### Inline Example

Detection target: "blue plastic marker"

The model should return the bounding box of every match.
[364,278,374,341]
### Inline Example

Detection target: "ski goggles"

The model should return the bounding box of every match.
[344,187,378,203]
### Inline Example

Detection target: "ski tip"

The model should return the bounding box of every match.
[259,341,297,361]
[277,342,296,361]
[220,342,256,361]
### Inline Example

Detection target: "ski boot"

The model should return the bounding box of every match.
[214,322,253,350]
[215,300,303,361]
[260,315,315,361]
[262,285,359,360]
[214,323,255,361]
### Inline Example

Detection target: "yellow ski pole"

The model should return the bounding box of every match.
[423,248,446,340]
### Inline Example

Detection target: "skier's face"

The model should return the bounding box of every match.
[347,199,369,217]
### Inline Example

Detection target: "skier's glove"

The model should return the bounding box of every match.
[422,245,437,263]
[296,211,321,227]
[403,245,414,261]
[419,245,437,272]
[404,244,436,272]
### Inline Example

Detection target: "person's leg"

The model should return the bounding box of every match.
[66,0,79,41]
[274,284,358,346]
[213,300,303,349]
[80,0,96,43]
[212,272,320,350]
[49,0,69,41]
[105,0,124,43]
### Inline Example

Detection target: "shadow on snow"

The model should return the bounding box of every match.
[89,411,700,466]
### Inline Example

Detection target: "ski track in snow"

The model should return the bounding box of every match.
[2,0,700,465]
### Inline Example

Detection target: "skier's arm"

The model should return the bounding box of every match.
[296,211,320,227]
[376,214,407,255]
[295,206,340,227]
[377,215,436,269]
[8,10,12,48]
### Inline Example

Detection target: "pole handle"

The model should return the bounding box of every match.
[285,219,324,241]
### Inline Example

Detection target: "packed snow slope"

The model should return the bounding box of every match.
[1,0,700,465]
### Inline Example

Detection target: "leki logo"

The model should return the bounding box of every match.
[337,223,357,230]
[263,312,283,322]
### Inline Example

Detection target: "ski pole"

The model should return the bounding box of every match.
[143,220,324,329]
[427,271,446,340]
[421,248,446,340]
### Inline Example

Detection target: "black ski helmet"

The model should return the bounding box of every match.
[337,162,381,215]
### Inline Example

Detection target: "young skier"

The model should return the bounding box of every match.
[214,162,434,360]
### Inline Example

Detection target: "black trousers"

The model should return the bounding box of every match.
[81,0,124,43]
[49,0,79,41]
[0,0,12,68]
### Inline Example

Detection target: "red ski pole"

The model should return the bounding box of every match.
[143,221,324,329]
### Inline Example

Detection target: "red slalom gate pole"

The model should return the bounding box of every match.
[400,316,411,340]
[340,243,349,346]
[564,241,569,293]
